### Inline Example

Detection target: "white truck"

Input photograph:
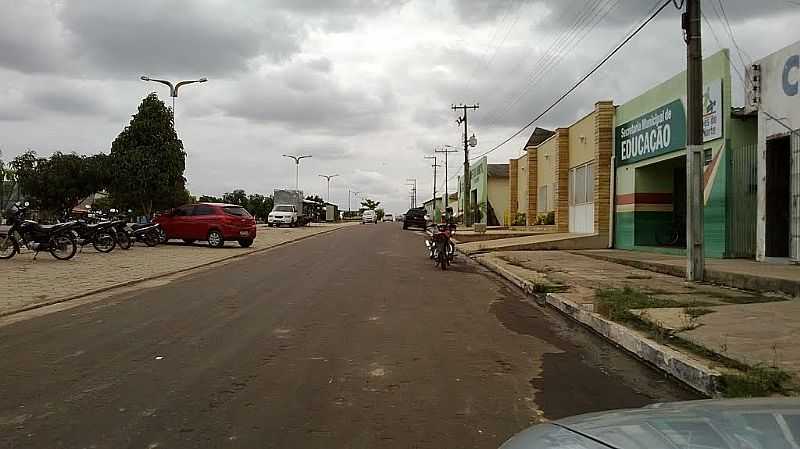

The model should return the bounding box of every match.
[268,190,311,227]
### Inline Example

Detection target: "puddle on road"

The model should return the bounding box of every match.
[489,288,698,420]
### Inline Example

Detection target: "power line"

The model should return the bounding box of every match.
[483,0,623,128]
[472,0,674,160]
[480,0,612,127]
[464,0,521,93]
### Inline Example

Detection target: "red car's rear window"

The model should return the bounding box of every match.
[223,206,252,218]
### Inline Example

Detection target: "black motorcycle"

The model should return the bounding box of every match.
[126,222,161,247]
[72,219,117,253]
[0,202,79,260]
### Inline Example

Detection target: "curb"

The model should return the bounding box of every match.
[474,255,721,397]
[1,225,351,318]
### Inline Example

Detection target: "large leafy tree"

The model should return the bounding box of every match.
[108,93,186,217]
[198,194,223,203]
[12,150,104,215]
[247,193,273,221]
[360,198,380,210]
[223,189,248,208]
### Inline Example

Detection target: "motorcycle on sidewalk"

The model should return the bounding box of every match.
[0,202,79,260]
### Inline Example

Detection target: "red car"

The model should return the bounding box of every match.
[155,203,256,248]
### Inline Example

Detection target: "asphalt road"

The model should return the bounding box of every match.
[0,223,696,449]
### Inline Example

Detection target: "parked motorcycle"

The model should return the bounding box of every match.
[72,216,118,253]
[427,223,456,270]
[127,222,161,247]
[0,202,79,260]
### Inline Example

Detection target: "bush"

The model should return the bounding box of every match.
[512,212,526,226]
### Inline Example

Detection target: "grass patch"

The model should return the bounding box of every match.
[595,287,675,322]
[625,274,653,280]
[718,365,793,397]
[718,295,788,305]
[498,255,527,268]
[685,307,714,319]
[531,282,569,294]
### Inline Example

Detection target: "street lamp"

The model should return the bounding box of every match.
[319,174,339,203]
[282,154,312,191]
[140,75,207,117]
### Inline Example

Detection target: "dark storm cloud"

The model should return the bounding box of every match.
[0,1,68,74]
[58,1,300,77]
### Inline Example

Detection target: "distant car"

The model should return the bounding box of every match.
[361,210,377,224]
[154,203,256,248]
[402,207,427,230]
[383,213,394,222]
[268,205,299,227]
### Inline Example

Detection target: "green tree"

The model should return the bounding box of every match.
[305,194,324,204]
[247,193,273,221]
[360,198,380,210]
[198,194,223,203]
[12,150,102,215]
[223,189,248,208]
[108,93,186,217]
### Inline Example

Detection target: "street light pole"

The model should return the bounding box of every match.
[282,154,312,191]
[319,174,339,203]
[140,75,207,121]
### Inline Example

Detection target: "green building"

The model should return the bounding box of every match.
[613,49,757,258]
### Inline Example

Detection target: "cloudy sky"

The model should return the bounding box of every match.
[1,0,797,214]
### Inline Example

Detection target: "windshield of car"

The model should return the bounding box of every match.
[274,206,293,212]
[222,206,252,217]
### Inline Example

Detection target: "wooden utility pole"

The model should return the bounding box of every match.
[452,104,479,225]
[684,0,704,281]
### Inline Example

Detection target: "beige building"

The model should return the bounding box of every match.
[509,101,614,234]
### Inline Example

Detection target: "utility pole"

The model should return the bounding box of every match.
[319,174,338,203]
[684,0,704,281]
[406,179,417,208]
[435,146,458,213]
[452,104,479,225]
[424,155,440,210]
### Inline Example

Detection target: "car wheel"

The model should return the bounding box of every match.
[182,239,195,245]
[238,238,253,248]
[207,230,224,248]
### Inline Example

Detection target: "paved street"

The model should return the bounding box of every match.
[0,223,695,449]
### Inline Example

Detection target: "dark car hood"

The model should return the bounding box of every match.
[500,398,800,449]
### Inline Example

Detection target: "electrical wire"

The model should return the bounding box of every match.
[488,0,622,124]
[479,0,612,127]
[464,0,521,93]
[471,0,674,161]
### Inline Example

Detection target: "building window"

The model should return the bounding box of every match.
[569,162,595,206]
[704,148,713,166]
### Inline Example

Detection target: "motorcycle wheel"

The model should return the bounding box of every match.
[438,241,448,270]
[92,232,117,253]
[49,234,77,260]
[116,230,132,250]
[0,234,19,259]
[143,230,158,247]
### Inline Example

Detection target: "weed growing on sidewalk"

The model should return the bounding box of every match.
[595,287,794,397]
[718,365,793,397]
[685,307,714,319]
[594,287,675,322]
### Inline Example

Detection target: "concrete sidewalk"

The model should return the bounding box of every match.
[474,250,798,396]
[0,222,355,317]
[574,249,800,297]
